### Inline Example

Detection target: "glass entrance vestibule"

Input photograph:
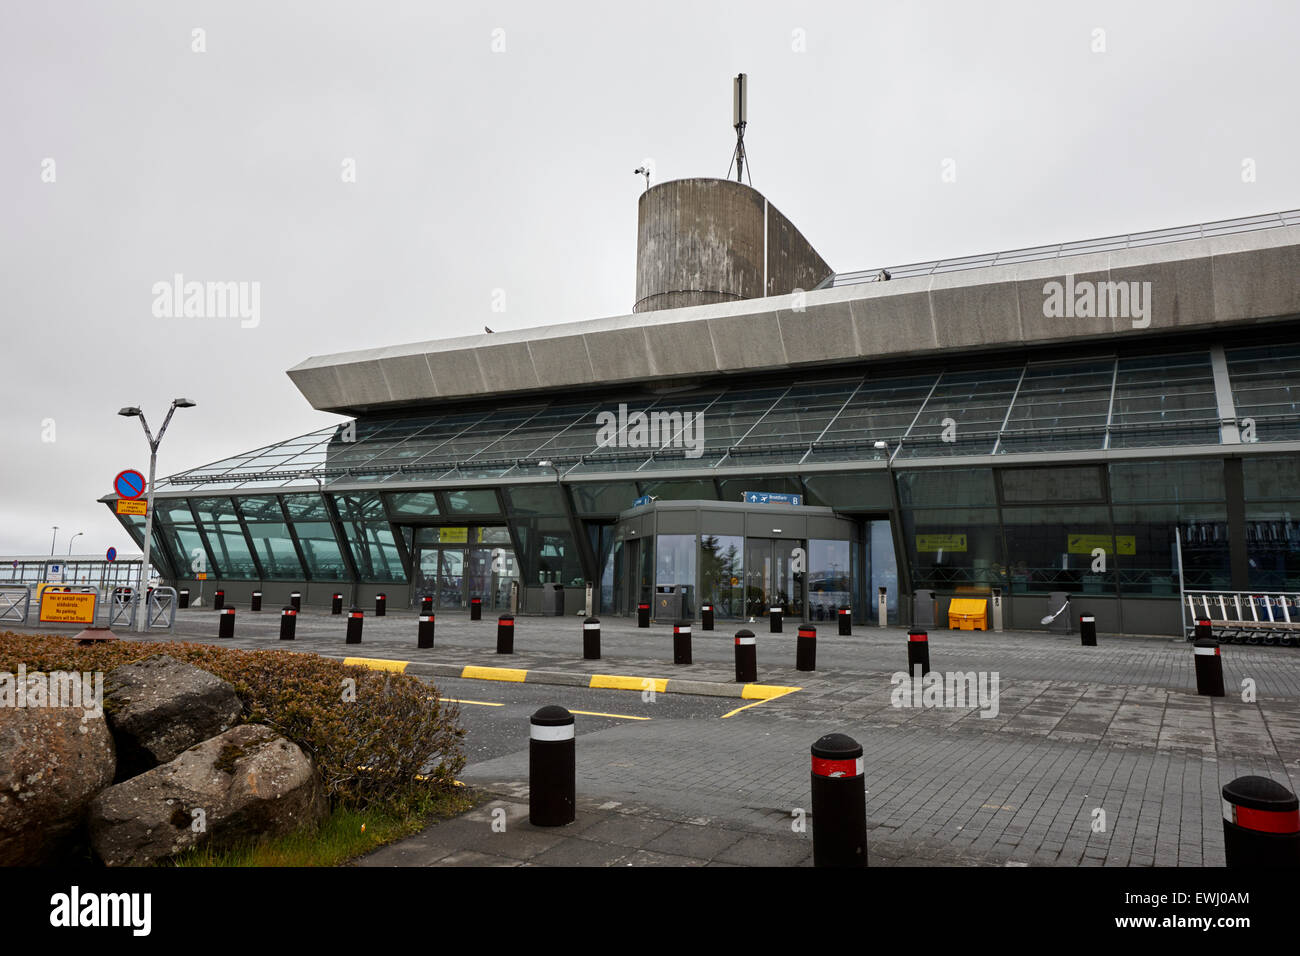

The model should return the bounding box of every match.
[409,525,520,611]
[609,499,876,623]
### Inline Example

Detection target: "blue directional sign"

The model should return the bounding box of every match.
[743,492,803,506]
[114,469,146,500]
[106,547,117,562]
[633,495,652,508]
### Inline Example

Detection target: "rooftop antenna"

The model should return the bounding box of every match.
[726,73,752,186]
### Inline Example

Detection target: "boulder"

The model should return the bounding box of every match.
[103,655,242,778]
[88,724,328,866]
[0,673,116,865]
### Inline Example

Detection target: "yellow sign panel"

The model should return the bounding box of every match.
[917,534,967,553]
[196,572,208,581]
[116,499,147,516]
[1068,534,1136,556]
[439,527,468,544]
[39,590,98,624]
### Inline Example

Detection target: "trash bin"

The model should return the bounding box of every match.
[541,583,565,617]
[655,585,682,623]
[912,589,937,627]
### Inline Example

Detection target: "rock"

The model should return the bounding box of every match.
[0,672,116,865]
[103,655,242,778]
[88,724,328,866]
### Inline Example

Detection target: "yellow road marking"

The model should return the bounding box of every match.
[589,674,668,692]
[740,683,801,700]
[722,686,800,718]
[569,709,651,721]
[461,665,527,682]
[441,698,505,707]
[343,657,409,673]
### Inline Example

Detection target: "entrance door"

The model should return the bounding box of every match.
[745,538,805,619]
[439,549,466,610]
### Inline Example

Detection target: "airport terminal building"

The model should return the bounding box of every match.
[103,179,1300,635]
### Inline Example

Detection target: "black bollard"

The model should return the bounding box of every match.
[1221,775,1300,867]
[217,606,235,639]
[673,620,692,665]
[497,614,514,654]
[769,605,783,634]
[1194,637,1225,697]
[1080,614,1097,646]
[701,604,714,631]
[213,589,225,611]
[251,590,262,612]
[583,616,600,660]
[838,606,852,636]
[1195,618,1213,641]
[290,591,301,612]
[470,597,482,621]
[279,605,297,641]
[797,624,817,672]
[734,629,757,682]
[375,593,387,617]
[346,606,363,644]
[529,705,576,827]
[637,602,650,628]
[178,588,190,609]
[811,733,868,867]
[907,628,930,677]
[331,593,343,615]
[417,613,435,649]
[420,595,433,615]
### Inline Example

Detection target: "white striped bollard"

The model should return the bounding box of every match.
[530,706,575,827]
[734,628,756,682]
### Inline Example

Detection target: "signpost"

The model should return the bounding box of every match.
[743,492,803,506]
[115,499,147,516]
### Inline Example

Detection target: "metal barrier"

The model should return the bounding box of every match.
[1184,591,1300,646]
[147,587,177,630]
[107,589,137,628]
[0,587,31,625]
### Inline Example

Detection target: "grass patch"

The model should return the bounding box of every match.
[171,787,479,867]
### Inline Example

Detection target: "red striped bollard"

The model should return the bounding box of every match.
[375,593,387,617]
[583,617,600,660]
[290,590,301,611]
[331,592,343,615]
[470,597,482,621]
[250,590,262,612]
[701,603,714,631]
[1080,614,1097,646]
[1194,636,1225,697]
[213,589,225,611]
[418,612,435,649]
[797,624,817,671]
[1222,775,1300,867]
[217,606,235,639]
[497,614,514,654]
[420,594,433,615]
[673,620,692,665]
[811,733,868,867]
[346,606,364,644]
[769,605,784,633]
[838,606,852,636]
[279,605,297,640]
[907,628,930,677]
[637,602,650,628]
[734,629,756,682]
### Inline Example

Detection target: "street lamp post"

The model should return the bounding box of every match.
[119,399,196,632]
[67,532,83,555]
[49,526,58,556]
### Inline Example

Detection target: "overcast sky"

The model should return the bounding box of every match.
[2,0,1297,557]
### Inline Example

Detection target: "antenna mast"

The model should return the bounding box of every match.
[727,73,751,186]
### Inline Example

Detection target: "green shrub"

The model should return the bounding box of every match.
[0,633,465,814]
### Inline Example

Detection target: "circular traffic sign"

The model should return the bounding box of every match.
[106,547,117,562]
[114,470,146,500]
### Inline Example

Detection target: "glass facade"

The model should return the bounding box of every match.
[108,339,1298,627]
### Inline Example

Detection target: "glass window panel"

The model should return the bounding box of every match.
[341,520,406,583]
[900,368,1020,458]
[637,479,719,501]
[655,534,697,607]
[1228,345,1300,442]
[1110,460,1225,503]
[442,489,502,515]
[816,375,936,447]
[898,468,996,508]
[570,482,641,515]
[802,472,893,510]
[505,485,568,516]
[1243,456,1300,500]
[699,534,743,619]
[1109,352,1217,447]
[386,492,441,517]
[736,381,859,446]
[293,520,348,579]
[807,539,852,622]
[1244,501,1299,590]
[282,493,330,520]
[1112,503,1230,594]
[1001,505,1114,595]
[1000,466,1104,503]
[902,506,1004,591]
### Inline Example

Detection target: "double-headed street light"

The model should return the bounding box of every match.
[118,398,196,632]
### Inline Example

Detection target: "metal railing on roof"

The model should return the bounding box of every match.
[825,208,1300,289]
